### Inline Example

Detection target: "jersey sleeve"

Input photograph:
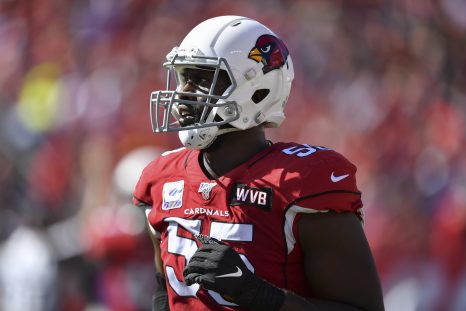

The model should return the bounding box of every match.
[293,150,362,215]
[132,159,163,238]
[132,159,159,207]
[282,148,363,254]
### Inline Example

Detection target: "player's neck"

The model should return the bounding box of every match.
[201,126,269,178]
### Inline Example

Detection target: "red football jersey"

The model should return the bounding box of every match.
[133,142,362,311]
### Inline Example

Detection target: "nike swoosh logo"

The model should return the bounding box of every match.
[331,172,350,182]
[216,266,243,278]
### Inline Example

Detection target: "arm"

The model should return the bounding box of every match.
[280,212,384,310]
[144,206,169,311]
[146,217,163,274]
[183,212,384,311]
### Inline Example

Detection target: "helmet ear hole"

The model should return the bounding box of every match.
[251,89,270,104]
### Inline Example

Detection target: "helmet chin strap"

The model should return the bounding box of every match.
[216,126,241,136]
[178,127,217,150]
[178,125,242,150]
[177,99,243,150]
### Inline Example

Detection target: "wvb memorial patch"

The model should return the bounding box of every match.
[230,183,272,211]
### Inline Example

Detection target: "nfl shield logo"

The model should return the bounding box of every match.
[198,182,217,200]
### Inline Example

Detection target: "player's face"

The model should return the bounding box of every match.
[176,67,231,127]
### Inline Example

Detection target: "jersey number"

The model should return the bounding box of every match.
[282,144,329,157]
[164,217,254,306]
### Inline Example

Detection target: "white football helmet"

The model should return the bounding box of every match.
[150,15,294,149]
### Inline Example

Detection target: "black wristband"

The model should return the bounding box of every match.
[153,272,169,311]
[235,275,285,311]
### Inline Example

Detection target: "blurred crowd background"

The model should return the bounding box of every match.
[0,0,465,310]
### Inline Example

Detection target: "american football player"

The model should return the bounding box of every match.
[133,15,384,311]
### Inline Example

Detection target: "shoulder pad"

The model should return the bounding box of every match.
[275,142,362,213]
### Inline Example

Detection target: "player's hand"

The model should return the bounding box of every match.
[183,235,253,300]
[183,235,285,311]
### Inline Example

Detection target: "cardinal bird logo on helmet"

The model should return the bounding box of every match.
[248,34,289,74]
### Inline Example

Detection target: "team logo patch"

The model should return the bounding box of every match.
[230,184,273,211]
[162,180,184,210]
[198,182,217,200]
[248,34,289,74]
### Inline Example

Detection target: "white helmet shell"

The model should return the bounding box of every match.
[150,16,294,149]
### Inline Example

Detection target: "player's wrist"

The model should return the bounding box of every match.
[234,274,285,311]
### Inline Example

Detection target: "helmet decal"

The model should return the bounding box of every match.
[248,34,289,73]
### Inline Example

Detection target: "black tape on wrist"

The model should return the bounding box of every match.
[153,272,169,311]
[235,276,285,311]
